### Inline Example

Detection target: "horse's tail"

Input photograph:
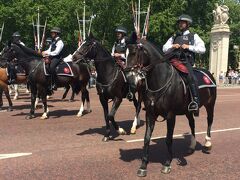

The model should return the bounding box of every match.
[73,81,82,95]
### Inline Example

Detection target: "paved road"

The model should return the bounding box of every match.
[0,88,239,179]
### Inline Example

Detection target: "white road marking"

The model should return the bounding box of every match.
[126,127,240,143]
[0,153,32,160]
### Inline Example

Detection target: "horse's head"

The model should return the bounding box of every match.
[0,41,19,63]
[72,34,99,62]
[126,33,164,89]
[125,35,154,89]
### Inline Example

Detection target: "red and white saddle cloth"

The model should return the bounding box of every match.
[43,60,74,77]
[170,58,216,89]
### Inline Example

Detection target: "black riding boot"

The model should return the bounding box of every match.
[7,64,17,84]
[51,73,58,91]
[188,82,200,116]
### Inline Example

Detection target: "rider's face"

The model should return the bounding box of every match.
[178,21,188,31]
[51,32,57,39]
[116,32,123,40]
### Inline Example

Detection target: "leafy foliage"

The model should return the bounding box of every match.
[0,0,239,68]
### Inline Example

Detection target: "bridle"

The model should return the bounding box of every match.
[75,41,97,58]
[126,42,174,94]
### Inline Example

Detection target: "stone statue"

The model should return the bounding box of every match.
[213,3,229,25]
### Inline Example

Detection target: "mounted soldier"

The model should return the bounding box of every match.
[111,26,129,69]
[8,32,25,84]
[42,27,64,90]
[162,14,206,115]
[112,26,134,100]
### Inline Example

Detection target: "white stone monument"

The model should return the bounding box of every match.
[209,3,231,84]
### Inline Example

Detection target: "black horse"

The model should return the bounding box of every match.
[72,36,142,140]
[1,42,91,119]
[126,39,217,176]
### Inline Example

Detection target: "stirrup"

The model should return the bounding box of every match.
[188,101,199,111]
[127,92,134,101]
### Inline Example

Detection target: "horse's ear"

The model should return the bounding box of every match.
[88,32,94,39]
[128,31,137,44]
[7,40,11,47]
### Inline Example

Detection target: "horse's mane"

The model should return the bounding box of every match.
[14,43,43,58]
[95,40,112,57]
[140,39,164,61]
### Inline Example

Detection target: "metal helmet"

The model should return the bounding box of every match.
[50,27,61,34]
[115,26,127,35]
[177,14,193,24]
[12,31,21,37]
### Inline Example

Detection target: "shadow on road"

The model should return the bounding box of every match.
[77,119,145,137]
[119,134,204,167]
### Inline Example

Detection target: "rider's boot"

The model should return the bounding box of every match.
[188,83,200,117]
[7,65,17,85]
[51,74,57,91]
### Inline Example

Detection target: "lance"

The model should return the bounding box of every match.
[0,23,4,43]
[77,11,82,45]
[131,0,137,32]
[40,18,47,52]
[142,3,151,38]
[137,0,140,35]
[32,17,38,50]
[88,14,95,36]
[37,7,41,51]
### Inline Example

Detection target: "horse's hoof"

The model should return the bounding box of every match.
[40,115,49,120]
[187,148,195,155]
[102,136,110,142]
[7,107,13,112]
[137,169,147,177]
[69,99,74,102]
[25,115,35,120]
[161,165,171,174]
[130,128,136,134]
[203,145,212,152]
[118,128,127,135]
[84,109,92,114]
[76,113,83,117]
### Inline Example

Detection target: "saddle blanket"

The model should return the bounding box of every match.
[170,59,216,89]
[63,54,73,62]
[43,61,74,77]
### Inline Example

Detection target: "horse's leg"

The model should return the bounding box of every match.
[131,93,141,134]
[77,88,91,117]
[40,93,49,120]
[137,112,156,177]
[70,87,75,101]
[108,97,126,135]
[8,85,12,95]
[13,84,19,100]
[27,86,37,119]
[26,83,30,93]
[62,85,70,100]
[85,89,91,113]
[99,95,110,142]
[161,115,176,174]
[204,102,215,151]
[186,113,196,154]
[0,88,3,110]
[4,89,13,111]
[77,93,85,117]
